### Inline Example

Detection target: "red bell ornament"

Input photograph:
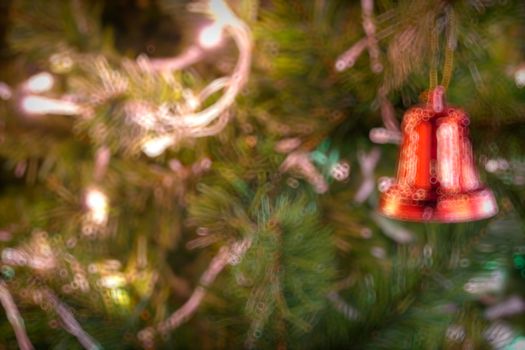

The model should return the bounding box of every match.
[378,87,498,222]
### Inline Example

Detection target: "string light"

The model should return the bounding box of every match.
[515,65,525,88]
[20,95,81,116]
[199,22,224,48]
[100,274,127,289]
[17,72,77,117]
[197,0,244,48]
[141,135,175,158]
[23,72,54,94]
[85,187,109,226]
[7,0,252,158]
[140,0,252,154]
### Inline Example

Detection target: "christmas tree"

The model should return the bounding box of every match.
[0,0,524,349]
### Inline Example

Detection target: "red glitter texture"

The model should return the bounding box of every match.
[378,87,498,222]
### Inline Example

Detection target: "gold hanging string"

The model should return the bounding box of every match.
[441,7,456,89]
[429,6,457,91]
[429,23,439,90]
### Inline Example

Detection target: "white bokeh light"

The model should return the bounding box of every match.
[85,188,108,225]
[21,95,81,115]
[24,72,54,93]
[199,22,224,48]
[141,136,175,158]
[515,66,525,88]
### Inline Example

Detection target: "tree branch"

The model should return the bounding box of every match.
[138,238,252,347]
[0,281,34,350]
[43,288,101,350]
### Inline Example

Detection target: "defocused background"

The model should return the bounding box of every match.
[0,0,525,349]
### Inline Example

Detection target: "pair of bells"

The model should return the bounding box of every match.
[378,87,498,223]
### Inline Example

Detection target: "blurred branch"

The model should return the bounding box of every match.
[0,81,12,100]
[280,151,328,193]
[369,127,401,144]
[93,146,110,182]
[336,0,400,131]
[335,38,368,72]
[0,281,34,350]
[43,288,101,350]
[138,238,252,347]
[485,296,525,321]
[327,291,359,320]
[354,147,381,203]
[144,45,206,72]
[361,0,383,73]
[378,86,400,132]
[165,268,192,298]
[335,0,382,73]
[370,212,414,244]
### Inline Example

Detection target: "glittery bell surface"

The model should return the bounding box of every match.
[378,87,498,223]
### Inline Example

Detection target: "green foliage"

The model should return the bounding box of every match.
[0,0,524,349]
